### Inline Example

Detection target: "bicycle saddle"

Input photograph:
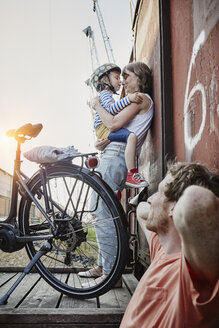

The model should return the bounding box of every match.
[6,123,43,139]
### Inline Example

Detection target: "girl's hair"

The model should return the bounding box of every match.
[97,75,112,92]
[122,62,152,95]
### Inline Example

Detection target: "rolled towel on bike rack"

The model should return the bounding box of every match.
[23,145,81,164]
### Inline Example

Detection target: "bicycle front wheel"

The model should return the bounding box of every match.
[19,163,129,298]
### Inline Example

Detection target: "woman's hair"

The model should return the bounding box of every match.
[122,62,152,95]
[165,162,219,201]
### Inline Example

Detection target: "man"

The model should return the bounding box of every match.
[120,162,219,328]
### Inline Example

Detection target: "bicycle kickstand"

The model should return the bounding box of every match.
[0,242,52,305]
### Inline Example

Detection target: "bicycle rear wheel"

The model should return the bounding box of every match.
[19,163,129,298]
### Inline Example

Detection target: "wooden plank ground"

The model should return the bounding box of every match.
[0,272,138,327]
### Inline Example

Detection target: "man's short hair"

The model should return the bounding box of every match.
[165,162,219,201]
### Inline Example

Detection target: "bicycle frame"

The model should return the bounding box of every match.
[1,139,51,241]
[3,137,101,244]
[0,123,130,304]
[7,139,23,223]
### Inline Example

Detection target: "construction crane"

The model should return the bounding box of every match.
[92,0,115,63]
[82,26,100,72]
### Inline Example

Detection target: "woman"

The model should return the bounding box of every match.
[79,62,154,287]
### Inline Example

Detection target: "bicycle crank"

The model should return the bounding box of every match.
[0,225,25,253]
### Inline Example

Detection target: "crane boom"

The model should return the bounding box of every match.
[93,0,115,63]
[83,26,100,72]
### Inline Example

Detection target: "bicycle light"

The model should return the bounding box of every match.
[115,190,121,200]
[85,155,99,169]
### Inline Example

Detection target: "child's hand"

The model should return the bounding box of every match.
[128,92,143,104]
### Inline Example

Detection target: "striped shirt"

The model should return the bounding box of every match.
[94,90,130,129]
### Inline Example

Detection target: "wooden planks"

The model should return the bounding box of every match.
[0,308,124,328]
[0,272,138,327]
[0,272,41,308]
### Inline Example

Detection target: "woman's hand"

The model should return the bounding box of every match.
[90,96,100,110]
[95,138,110,151]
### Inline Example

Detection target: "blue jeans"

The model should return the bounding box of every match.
[108,128,131,142]
[94,142,127,274]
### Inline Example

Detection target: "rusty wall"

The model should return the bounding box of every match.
[170,0,219,171]
[132,0,162,193]
[132,0,219,188]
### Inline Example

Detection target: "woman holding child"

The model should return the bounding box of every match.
[78,62,154,287]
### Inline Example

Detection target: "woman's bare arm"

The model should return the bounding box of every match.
[92,94,151,132]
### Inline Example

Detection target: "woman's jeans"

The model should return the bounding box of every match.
[93,142,127,274]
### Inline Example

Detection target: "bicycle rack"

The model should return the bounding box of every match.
[0,242,52,305]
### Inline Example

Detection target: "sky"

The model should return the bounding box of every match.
[0,0,133,176]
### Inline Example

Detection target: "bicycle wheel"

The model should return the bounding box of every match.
[19,162,129,298]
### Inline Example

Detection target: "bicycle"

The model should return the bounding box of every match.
[0,123,129,304]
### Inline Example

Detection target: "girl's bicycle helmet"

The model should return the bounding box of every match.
[91,63,121,92]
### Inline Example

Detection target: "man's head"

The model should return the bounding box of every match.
[146,162,219,234]
[146,174,173,233]
[165,162,219,201]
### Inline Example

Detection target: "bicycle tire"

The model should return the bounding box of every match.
[19,162,129,299]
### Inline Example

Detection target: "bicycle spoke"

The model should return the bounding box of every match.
[20,164,128,298]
